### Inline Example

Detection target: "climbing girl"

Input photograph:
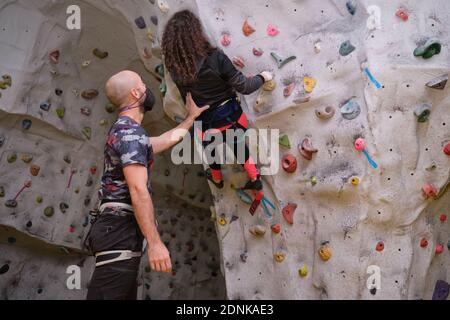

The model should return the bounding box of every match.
[162,10,273,192]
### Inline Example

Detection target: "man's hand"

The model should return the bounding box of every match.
[148,240,172,273]
[186,92,209,120]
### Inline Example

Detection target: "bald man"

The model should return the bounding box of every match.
[86,71,208,300]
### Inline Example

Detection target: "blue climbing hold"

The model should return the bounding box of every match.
[340,99,361,120]
[432,280,450,300]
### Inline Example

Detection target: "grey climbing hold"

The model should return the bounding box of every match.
[340,99,361,120]
[414,104,431,123]
[271,52,297,69]
[63,154,71,164]
[135,16,146,29]
[426,74,448,90]
[315,106,335,120]
[40,102,51,112]
[339,40,356,56]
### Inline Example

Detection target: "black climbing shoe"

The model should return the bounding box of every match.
[243,176,263,191]
[206,170,224,189]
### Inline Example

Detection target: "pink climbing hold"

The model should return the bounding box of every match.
[221,34,231,47]
[253,47,264,56]
[267,24,279,37]
[354,138,366,152]
[284,83,296,98]
[282,203,297,225]
[49,50,60,64]
[444,142,450,156]
[396,8,409,21]
[435,244,444,254]
[422,184,438,199]
[282,154,297,173]
[299,138,318,161]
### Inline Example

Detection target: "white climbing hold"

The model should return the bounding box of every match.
[157,0,170,14]
[366,5,382,30]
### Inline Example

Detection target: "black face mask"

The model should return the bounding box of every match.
[119,88,156,114]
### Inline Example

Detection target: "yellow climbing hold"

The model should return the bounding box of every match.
[274,252,286,263]
[299,265,308,277]
[218,214,227,226]
[304,76,317,93]
[263,79,277,92]
[350,176,360,186]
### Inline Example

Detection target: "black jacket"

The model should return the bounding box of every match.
[170,49,265,110]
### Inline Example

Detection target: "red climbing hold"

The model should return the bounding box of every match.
[282,203,297,225]
[444,143,450,156]
[395,8,409,21]
[376,242,384,252]
[422,184,438,199]
[299,138,318,161]
[439,214,447,223]
[282,154,297,173]
[435,244,444,254]
[271,224,281,234]
[90,166,97,175]
[420,238,428,248]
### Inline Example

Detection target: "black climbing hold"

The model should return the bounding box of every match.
[5,200,17,208]
[0,134,4,148]
[346,1,356,15]
[55,89,63,96]
[0,186,4,198]
[151,16,158,25]
[22,119,32,130]
[0,264,9,275]
[40,102,51,112]
[60,203,69,214]
[7,237,16,244]
[26,220,32,228]
[155,64,165,78]
[37,288,43,294]
[370,288,377,295]
[135,16,146,29]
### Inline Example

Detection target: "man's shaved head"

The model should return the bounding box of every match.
[105,70,143,107]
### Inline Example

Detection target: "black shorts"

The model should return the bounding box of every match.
[86,210,144,300]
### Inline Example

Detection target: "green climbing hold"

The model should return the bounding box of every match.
[105,102,117,114]
[7,153,17,163]
[82,127,92,140]
[44,206,55,217]
[339,40,356,56]
[279,134,291,149]
[36,195,43,204]
[414,39,441,59]
[414,104,431,123]
[56,107,66,119]
[5,200,17,208]
[270,52,297,69]
[0,186,4,198]
[311,176,318,186]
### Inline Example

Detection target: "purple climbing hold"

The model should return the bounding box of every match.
[432,280,450,300]
[135,16,147,29]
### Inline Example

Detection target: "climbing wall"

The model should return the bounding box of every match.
[1,0,449,300]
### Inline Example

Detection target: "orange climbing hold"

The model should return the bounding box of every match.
[282,154,297,173]
[319,243,332,261]
[242,19,255,37]
[376,241,384,252]
[422,184,438,199]
[282,203,297,225]
[271,224,281,234]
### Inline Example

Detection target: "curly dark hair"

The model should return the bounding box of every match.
[162,10,216,85]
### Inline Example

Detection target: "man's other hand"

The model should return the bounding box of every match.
[148,240,172,273]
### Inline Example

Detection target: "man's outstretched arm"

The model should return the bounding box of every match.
[151,93,209,155]
[124,164,171,273]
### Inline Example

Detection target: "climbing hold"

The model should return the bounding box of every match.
[150,16,158,26]
[147,30,155,42]
[253,47,264,56]
[60,202,69,214]
[44,207,55,218]
[22,119,32,130]
[315,106,335,120]
[36,195,43,204]
[30,165,40,177]
[339,40,356,56]
[7,153,17,163]
[354,138,378,169]
[414,104,431,123]
[0,134,4,148]
[440,214,447,223]
[155,64,165,78]
[249,225,266,237]
[232,56,245,69]
[40,102,51,112]
[56,107,65,119]
[82,60,91,67]
[319,243,332,261]
[426,74,448,90]
[80,107,91,116]
[282,154,297,173]
[350,176,360,186]
[82,127,92,140]
[21,154,33,163]
[263,79,277,91]
[271,224,281,234]
[279,134,291,149]
[240,252,248,263]
[396,8,409,21]
[340,99,361,120]
[90,166,97,175]
[0,186,4,197]
[274,252,286,263]
[299,138,318,161]
[448,240,450,251]
[236,189,253,205]
[220,33,231,47]
[444,143,450,156]
[283,83,295,98]
[314,41,322,54]
[218,214,227,226]
[55,88,63,96]
[93,48,109,59]
[271,52,296,69]
[414,39,441,59]
[63,154,71,164]
[422,184,438,199]
[0,264,9,275]
[7,237,16,244]
[157,0,170,13]
[435,244,444,254]
[282,203,297,225]
[100,119,108,126]
[367,5,382,30]
[69,225,76,233]
[86,176,93,187]
[376,241,384,252]
[81,89,99,100]
[5,200,17,208]
[346,1,357,15]
[160,83,167,97]
[49,50,60,64]
[311,176,318,186]
[267,24,279,36]
[242,19,255,37]
[134,16,146,29]
[303,76,317,94]
[2,74,11,87]
[105,102,117,114]
[420,238,428,248]
[298,265,308,277]
[432,280,450,300]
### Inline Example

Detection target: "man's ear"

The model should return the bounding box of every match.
[131,88,140,100]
